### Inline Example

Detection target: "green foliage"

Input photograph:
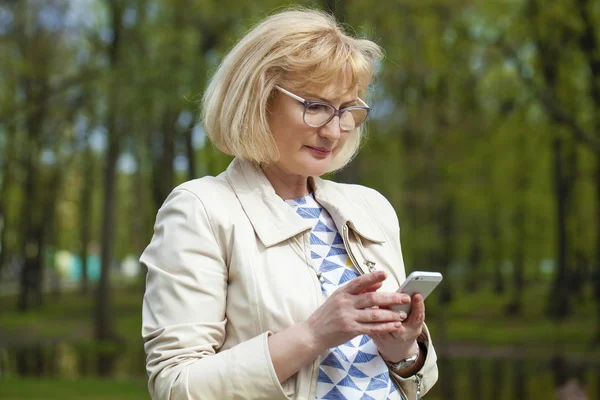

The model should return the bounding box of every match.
[0,0,599,388]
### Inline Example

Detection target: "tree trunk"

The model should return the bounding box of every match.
[491,209,505,294]
[513,358,526,398]
[438,200,454,305]
[152,111,177,212]
[19,226,43,312]
[79,144,94,295]
[95,0,123,342]
[33,157,65,307]
[549,138,570,318]
[18,137,42,311]
[489,359,504,400]
[507,131,529,315]
[507,214,525,315]
[595,161,600,342]
[0,132,15,279]
[162,112,176,196]
[574,0,600,342]
[565,145,586,299]
[17,85,49,311]
[185,126,196,180]
[469,358,483,399]
[465,235,482,292]
[133,143,147,285]
[438,356,455,400]
[96,123,119,341]
[524,0,574,320]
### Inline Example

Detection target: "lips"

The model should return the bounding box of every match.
[306,146,332,158]
[307,146,332,152]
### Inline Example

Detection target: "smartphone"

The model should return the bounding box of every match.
[391,271,443,314]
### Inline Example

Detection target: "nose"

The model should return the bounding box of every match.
[318,115,342,141]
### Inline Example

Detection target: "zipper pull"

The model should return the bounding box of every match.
[316,271,325,284]
[364,260,376,272]
[415,373,422,400]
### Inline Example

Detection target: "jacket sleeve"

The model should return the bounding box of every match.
[140,188,287,400]
[359,186,439,397]
[389,324,438,399]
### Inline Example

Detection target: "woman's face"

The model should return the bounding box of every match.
[267,80,358,178]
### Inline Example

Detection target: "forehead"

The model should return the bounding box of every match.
[297,76,358,102]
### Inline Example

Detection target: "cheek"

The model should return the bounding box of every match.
[270,108,307,145]
[275,120,311,148]
[272,122,306,155]
[335,132,352,152]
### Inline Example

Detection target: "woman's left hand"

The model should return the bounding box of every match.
[371,293,425,362]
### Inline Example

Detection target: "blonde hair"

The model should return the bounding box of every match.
[201,8,383,172]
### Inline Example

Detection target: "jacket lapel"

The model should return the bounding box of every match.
[311,177,386,244]
[225,158,386,247]
[225,158,312,247]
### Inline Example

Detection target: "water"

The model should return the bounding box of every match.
[0,342,598,399]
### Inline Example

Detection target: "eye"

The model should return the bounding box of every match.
[306,103,331,114]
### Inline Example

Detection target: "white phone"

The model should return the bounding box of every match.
[391,271,443,314]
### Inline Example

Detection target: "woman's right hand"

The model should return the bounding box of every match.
[302,271,410,352]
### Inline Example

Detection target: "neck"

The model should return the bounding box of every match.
[261,164,311,200]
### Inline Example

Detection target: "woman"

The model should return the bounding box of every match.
[141,8,438,400]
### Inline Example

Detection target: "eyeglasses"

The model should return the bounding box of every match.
[275,85,371,131]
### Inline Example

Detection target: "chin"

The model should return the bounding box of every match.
[299,161,331,177]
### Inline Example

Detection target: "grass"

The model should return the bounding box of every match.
[0,282,144,345]
[0,377,149,400]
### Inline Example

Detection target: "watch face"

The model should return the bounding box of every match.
[389,352,419,371]
[396,358,417,370]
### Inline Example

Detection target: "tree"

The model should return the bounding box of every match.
[95,0,124,342]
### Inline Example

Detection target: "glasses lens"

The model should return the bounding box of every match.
[304,103,335,127]
[340,108,368,131]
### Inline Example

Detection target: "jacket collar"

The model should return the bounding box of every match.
[225,158,386,247]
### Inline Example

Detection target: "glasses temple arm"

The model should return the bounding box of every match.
[275,85,307,104]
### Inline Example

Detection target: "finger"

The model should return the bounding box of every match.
[345,271,387,295]
[375,306,409,321]
[359,281,384,294]
[405,293,425,325]
[356,308,403,324]
[355,291,405,311]
[363,321,403,335]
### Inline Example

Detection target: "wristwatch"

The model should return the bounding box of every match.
[385,345,420,372]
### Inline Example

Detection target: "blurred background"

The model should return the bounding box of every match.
[0,0,598,399]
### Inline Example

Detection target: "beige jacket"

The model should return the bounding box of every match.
[141,158,438,400]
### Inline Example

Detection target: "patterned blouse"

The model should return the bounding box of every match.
[284,193,400,400]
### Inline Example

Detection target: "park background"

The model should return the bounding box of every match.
[0,0,599,399]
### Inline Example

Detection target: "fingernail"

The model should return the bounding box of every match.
[394,322,402,328]
[399,312,407,319]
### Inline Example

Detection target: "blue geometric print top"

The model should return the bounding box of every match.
[284,193,400,400]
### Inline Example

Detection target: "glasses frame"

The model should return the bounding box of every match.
[274,85,371,131]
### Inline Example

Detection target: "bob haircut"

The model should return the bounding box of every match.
[201,8,383,172]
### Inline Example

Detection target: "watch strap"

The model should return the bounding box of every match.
[385,344,420,372]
